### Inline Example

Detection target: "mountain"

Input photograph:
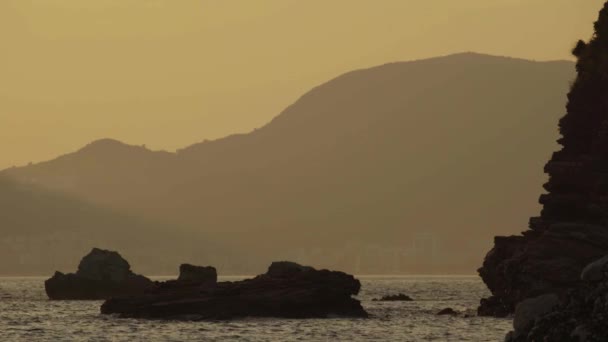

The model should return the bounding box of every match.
[2,53,576,274]
[0,176,220,275]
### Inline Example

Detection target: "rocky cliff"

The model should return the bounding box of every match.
[478,1,608,317]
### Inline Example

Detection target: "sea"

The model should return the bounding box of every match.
[0,276,511,341]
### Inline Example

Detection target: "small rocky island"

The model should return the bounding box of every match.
[478,3,608,340]
[45,248,153,300]
[45,249,367,319]
[372,293,413,302]
[101,261,368,320]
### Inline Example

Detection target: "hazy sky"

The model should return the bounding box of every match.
[0,0,604,169]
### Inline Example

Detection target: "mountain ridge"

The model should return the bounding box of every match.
[2,52,573,167]
[2,52,577,274]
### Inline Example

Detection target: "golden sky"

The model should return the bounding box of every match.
[0,0,604,169]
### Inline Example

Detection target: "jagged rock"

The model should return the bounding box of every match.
[479,1,608,318]
[478,224,608,316]
[45,248,153,300]
[372,293,413,302]
[100,262,368,320]
[178,264,217,284]
[437,308,458,316]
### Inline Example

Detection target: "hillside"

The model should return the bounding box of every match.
[0,177,219,275]
[2,53,576,274]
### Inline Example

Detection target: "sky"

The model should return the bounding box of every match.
[0,0,605,169]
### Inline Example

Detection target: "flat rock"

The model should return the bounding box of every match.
[266,261,314,278]
[101,262,368,320]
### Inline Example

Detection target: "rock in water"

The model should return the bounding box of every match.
[437,308,458,316]
[177,264,217,285]
[101,261,368,320]
[478,1,608,317]
[45,248,153,300]
[372,293,414,301]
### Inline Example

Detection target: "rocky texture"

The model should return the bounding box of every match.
[478,224,608,317]
[511,294,560,338]
[177,264,217,285]
[506,255,608,341]
[478,1,608,317]
[101,262,367,320]
[45,248,153,300]
[372,293,413,302]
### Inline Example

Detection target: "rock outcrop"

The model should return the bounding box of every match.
[511,294,560,339]
[101,261,368,320]
[177,264,217,285]
[505,255,608,341]
[478,224,608,317]
[478,1,608,317]
[372,293,413,302]
[45,248,153,300]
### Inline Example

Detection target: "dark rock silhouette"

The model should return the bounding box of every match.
[147,264,218,296]
[100,262,367,320]
[177,264,217,285]
[265,261,314,278]
[507,294,560,341]
[581,254,608,282]
[505,254,608,341]
[478,1,608,318]
[437,308,458,316]
[45,248,153,300]
[372,293,413,302]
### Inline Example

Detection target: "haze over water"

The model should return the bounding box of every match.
[2,2,603,341]
[0,0,604,170]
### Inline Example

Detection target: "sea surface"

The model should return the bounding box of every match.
[0,276,511,341]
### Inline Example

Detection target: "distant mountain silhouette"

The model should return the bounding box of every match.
[0,176,220,275]
[2,53,576,274]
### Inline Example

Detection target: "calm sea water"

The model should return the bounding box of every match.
[0,276,510,341]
